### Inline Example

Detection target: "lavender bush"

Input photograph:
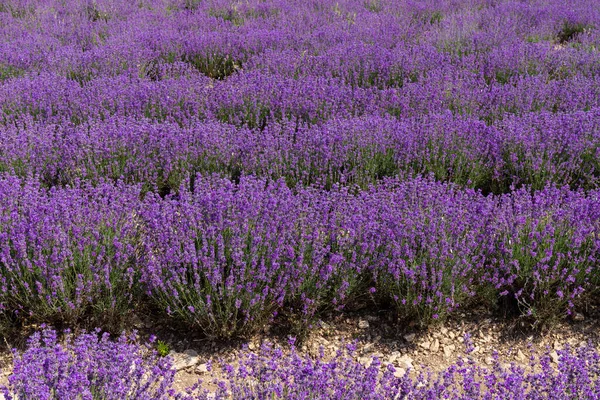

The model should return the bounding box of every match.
[0,173,596,334]
[6,329,600,399]
[137,175,600,333]
[0,176,143,328]
[490,186,600,324]
[185,337,600,399]
[2,109,600,194]
[140,176,361,338]
[2,328,177,400]
[368,178,498,323]
[1,0,600,337]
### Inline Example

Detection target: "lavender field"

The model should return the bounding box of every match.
[2,0,600,397]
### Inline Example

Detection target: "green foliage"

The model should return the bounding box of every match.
[0,64,23,81]
[499,140,600,192]
[557,21,589,43]
[66,69,96,86]
[150,229,285,339]
[0,2,35,19]
[494,213,595,328]
[493,69,514,85]
[183,0,202,11]
[425,143,494,193]
[216,101,270,130]
[183,52,240,80]
[156,340,170,357]
[208,8,244,25]
[364,0,382,13]
[429,11,443,24]
[345,65,405,89]
[368,148,398,180]
[0,223,140,331]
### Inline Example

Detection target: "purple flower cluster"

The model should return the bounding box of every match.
[3,110,600,193]
[171,339,600,399]
[4,0,600,395]
[2,328,176,400]
[6,329,600,399]
[0,0,599,194]
[141,176,600,334]
[0,0,600,338]
[0,176,142,328]
[0,174,597,335]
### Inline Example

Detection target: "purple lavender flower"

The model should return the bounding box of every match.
[2,328,177,400]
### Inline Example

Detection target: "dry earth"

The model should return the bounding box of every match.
[163,305,600,394]
[0,304,598,396]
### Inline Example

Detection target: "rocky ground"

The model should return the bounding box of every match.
[0,305,597,396]
[163,306,600,393]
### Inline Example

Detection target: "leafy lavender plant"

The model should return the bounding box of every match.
[0,176,143,328]
[191,337,600,399]
[2,328,177,400]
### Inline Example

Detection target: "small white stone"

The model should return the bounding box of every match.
[359,357,372,367]
[130,313,145,329]
[358,320,370,329]
[443,344,456,358]
[393,367,407,378]
[553,341,562,351]
[171,349,199,371]
[317,320,332,330]
[387,351,401,363]
[574,313,585,321]
[397,356,413,370]
[196,363,209,374]
[404,333,416,343]
[550,351,560,364]
[419,341,431,350]
[362,343,374,353]
[430,339,440,353]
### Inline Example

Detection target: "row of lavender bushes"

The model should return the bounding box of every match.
[2,69,600,131]
[1,111,600,194]
[1,0,600,93]
[0,173,598,337]
[0,1,600,188]
[2,0,598,75]
[4,50,600,120]
[4,328,600,399]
